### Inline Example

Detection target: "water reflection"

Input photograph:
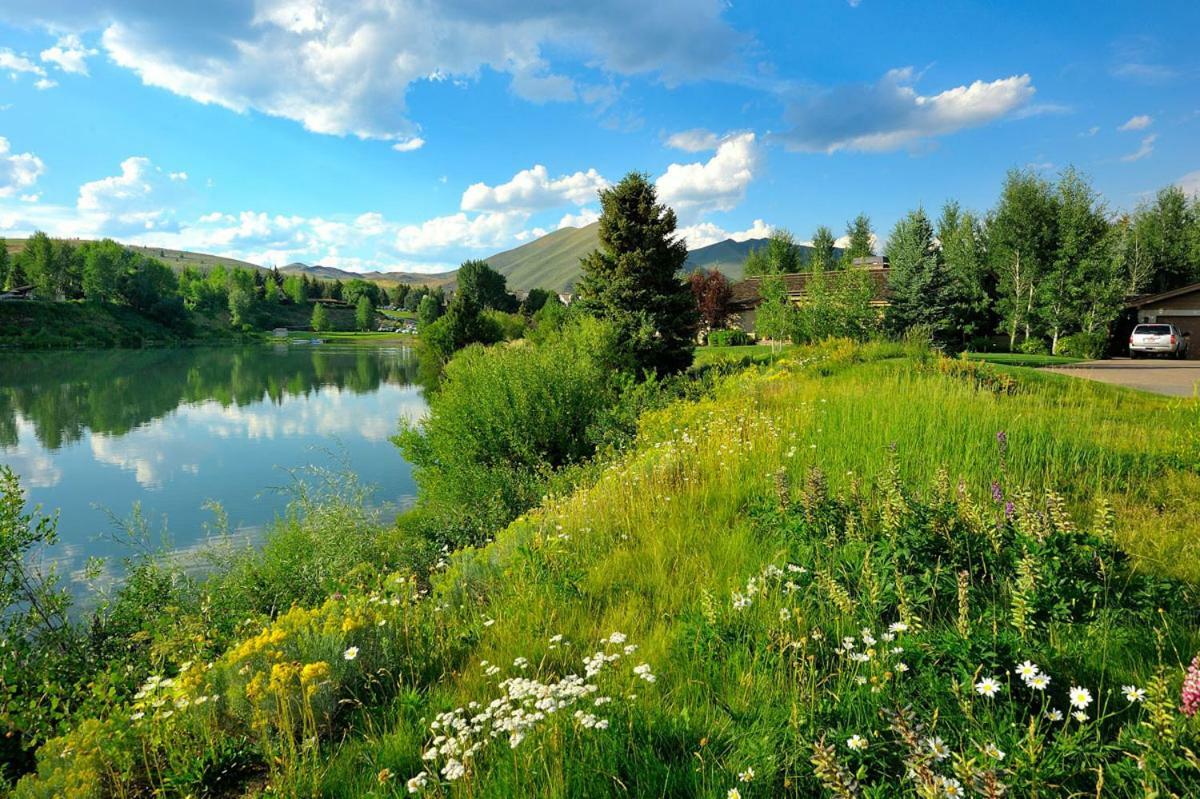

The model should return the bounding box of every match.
[0,345,424,581]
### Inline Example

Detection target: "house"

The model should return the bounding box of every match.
[727,258,891,333]
[1124,281,1200,359]
[0,284,34,302]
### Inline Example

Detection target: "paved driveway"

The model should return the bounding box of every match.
[1048,359,1200,397]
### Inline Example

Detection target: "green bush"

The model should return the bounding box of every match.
[1057,331,1107,359]
[1017,337,1049,355]
[483,310,528,341]
[706,329,751,347]
[395,317,657,546]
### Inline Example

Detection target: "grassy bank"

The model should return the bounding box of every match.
[285,330,417,346]
[9,343,1200,797]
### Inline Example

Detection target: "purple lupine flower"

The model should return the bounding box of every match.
[1182,655,1200,717]
[991,481,1003,503]
[996,430,1008,454]
[1004,501,1015,519]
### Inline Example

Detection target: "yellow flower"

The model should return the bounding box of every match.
[245,672,267,701]
[300,661,331,685]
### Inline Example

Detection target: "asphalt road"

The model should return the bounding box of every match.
[1048,359,1200,397]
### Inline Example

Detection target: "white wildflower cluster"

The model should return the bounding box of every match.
[130,669,219,724]
[408,634,652,792]
[730,561,808,612]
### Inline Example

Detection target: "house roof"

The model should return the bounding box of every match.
[1125,281,1200,309]
[729,267,891,309]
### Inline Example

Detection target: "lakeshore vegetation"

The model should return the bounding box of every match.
[2,171,1200,797]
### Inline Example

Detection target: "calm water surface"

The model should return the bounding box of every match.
[0,344,425,587]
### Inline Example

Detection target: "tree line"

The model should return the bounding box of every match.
[720,168,1200,355]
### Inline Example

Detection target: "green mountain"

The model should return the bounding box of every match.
[484,223,778,292]
[279,263,457,288]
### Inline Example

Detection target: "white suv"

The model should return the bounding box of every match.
[1129,323,1189,359]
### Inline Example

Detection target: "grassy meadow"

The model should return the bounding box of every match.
[10,341,1200,797]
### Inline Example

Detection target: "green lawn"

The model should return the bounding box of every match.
[964,351,1085,367]
[693,342,795,368]
[284,329,416,345]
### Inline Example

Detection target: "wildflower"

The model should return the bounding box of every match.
[896,662,909,673]
[1014,661,1040,682]
[975,677,1002,698]
[732,592,752,611]
[727,789,742,799]
[1027,673,1050,691]
[860,628,877,646]
[738,767,755,782]
[925,736,950,761]
[940,776,965,798]
[990,481,1003,503]
[1122,685,1146,703]
[607,632,627,645]
[378,768,393,783]
[888,621,908,634]
[442,759,466,780]
[1072,711,1089,723]
[1045,708,1064,721]
[1068,686,1093,710]
[406,773,428,793]
[344,646,359,661]
[1181,655,1200,717]
[846,734,868,751]
[633,663,657,683]
[483,618,495,627]
[983,743,1005,760]
[779,608,792,622]
[130,711,145,721]
[513,657,529,670]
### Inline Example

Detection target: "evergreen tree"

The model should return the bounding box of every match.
[355,294,373,331]
[809,225,837,272]
[311,302,329,332]
[575,172,698,376]
[885,208,953,343]
[987,169,1059,349]
[843,214,875,262]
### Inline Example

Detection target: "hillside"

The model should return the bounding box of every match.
[483,224,842,290]
[4,238,266,275]
[279,262,457,288]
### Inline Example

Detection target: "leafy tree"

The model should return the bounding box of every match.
[355,294,374,331]
[417,294,442,327]
[687,268,733,332]
[754,273,798,342]
[885,207,954,343]
[575,172,698,376]
[263,277,280,304]
[795,268,879,342]
[1038,168,1115,351]
[843,214,875,262]
[391,283,410,308]
[743,228,801,276]
[0,238,7,289]
[227,269,257,328]
[3,238,25,290]
[937,202,993,348]
[283,275,306,304]
[809,225,838,272]
[343,278,382,308]
[20,231,56,298]
[80,239,125,302]
[522,288,556,315]
[311,302,329,332]
[987,169,1058,349]
[404,286,428,312]
[457,259,518,311]
[328,280,344,301]
[1140,186,1199,292]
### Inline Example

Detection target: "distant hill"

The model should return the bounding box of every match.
[484,223,790,292]
[278,263,456,288]
[5,238,267,275]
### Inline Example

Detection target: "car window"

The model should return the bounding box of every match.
[1134,325,1172,335]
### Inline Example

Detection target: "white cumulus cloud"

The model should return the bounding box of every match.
[5,0,742,143]
[462,165,609,212]
[40,34,98,75]
[665,128,721,152]
[557,208,600,229]
[655,132,759,220]
[675,218,771,249]
[391,136,425,152]
[1178,170,1200,197]
[394,210,527,253]
[0,138,45,197]
[776,68,1035,153]
[77,156,187,234]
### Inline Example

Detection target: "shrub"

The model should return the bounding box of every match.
[395,316,657,546]
[706,329,751,347]
[483,310,528,341]
[1057,331,1107,359]
[1017,337,1049,355]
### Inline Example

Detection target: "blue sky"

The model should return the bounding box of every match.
[0,0,1196,274]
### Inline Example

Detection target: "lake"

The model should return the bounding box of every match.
[0,344,426,590]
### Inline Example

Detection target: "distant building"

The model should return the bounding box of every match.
[727,258,890,332]
[1122,280,1200,359]
[0,285,34,302]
